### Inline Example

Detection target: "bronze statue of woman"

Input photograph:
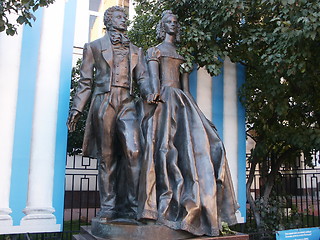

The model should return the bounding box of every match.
[137,10,239,237]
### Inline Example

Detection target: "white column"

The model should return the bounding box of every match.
[20,0,65,230]
[129,0,136,22]
[0,19,23,226]
[223,57,238,195]
[197,67,212,121]
[73,0,89,48]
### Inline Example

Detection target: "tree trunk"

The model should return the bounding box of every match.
[261,149,293,208]
[246,154,263,229]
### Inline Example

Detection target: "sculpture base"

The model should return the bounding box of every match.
[73,219,249,240]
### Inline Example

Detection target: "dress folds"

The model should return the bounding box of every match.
[137,45,239,236]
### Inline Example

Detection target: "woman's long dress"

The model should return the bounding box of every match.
[137,44,239,236]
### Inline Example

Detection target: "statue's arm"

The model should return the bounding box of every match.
[181,71,196,102]
[146,58,162,104]
[181,72,190,94]
[67,43,94,132]
[135,48,150,97]
[135,48,160,103]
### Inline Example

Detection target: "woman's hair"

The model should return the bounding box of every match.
[156,10,181,42]
[103,6,127,30]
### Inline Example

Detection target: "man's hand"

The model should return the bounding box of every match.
[67,109,81,132]
[146,93,165,104]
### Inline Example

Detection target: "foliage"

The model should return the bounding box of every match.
[239,0,320,230]
[129,0,245,74]
[221,222,236,236]
[67,59,89,155]
[250,196,302,232]
[129,0,320,232]
[244,195,303,239]
[240,0,320,163]
[0,0,55,35]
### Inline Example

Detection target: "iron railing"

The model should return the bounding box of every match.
[1,152,319,240]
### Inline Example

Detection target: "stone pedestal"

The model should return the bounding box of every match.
[73,219,249,240]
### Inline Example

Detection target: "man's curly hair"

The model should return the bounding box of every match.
[103,6,127,30]
[156,10,181,42]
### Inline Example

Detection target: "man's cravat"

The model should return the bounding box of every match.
[109,31,130,47]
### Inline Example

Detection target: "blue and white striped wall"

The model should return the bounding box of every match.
[0,0,77,234]
[190,60,246,223]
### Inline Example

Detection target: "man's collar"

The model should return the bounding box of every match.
[108,29,130,47]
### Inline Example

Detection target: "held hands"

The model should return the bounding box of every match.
[146,93,165,104]
[67,109,81,132]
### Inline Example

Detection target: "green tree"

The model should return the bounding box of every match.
[237,0,320,231]
[129,0,320,232]
[0,0,55,35]
[129,0,244,74]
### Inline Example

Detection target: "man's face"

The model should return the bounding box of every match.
[111,11,127,31]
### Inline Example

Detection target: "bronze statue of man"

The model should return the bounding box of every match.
[67,6,153,220]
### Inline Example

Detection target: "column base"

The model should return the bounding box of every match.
[0,207,13,226]
[20,206,57,226]
[0,224,61,234]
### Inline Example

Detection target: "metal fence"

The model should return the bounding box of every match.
[60,152,320,239]
[1,153,319,240]
[247,152,320,226]
[238,151,320,239]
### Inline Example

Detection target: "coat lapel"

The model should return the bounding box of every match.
[100,34,138,95]
[101,33,138,71]
[101,32,113,68]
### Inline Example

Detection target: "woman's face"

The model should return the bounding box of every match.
[163,15,178,35]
